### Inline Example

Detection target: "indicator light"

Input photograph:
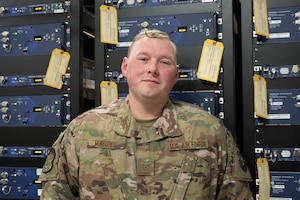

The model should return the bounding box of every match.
[34,78,43,83]
[34,6,43,12]
[33,150,43,155]
[34,107,42,112]
[34,180,42,184]
[178,26,187,33]
[34,36,42,41]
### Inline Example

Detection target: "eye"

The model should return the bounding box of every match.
[138,57,148,61]
[160,59,172,66]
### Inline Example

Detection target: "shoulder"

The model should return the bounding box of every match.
[83,98,125,117]
[73,99,124,123]
[170,98,221,124]
[63,99,126,137]
[170,99,227,140]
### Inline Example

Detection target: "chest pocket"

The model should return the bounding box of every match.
[80,140,137,200]
[168,141,215,200]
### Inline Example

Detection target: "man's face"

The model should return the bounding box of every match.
[121,37,178,103]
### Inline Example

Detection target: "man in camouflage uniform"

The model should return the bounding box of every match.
[39,29,253,199]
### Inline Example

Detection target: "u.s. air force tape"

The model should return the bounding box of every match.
[42,148,56,173]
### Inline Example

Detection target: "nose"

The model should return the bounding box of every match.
[147,61,158,75]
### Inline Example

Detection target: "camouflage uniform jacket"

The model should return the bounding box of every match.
[39,97,253,200]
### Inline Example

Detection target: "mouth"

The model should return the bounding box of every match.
[142,79,160,84]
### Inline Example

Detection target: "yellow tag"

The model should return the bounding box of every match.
[197,39,224,83]
[100,81,118,106]
[253,74,268,119]
[253,0,270,37]
[100,5,118,44]
[256,158,270,200]
[44,48,70,89]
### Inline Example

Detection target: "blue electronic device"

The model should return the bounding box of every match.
[0,146,51,158]
[255,147,300,162]
[0,94,71,127]
[0,1,70,17]
[255,6,300,43]
[0,22,70,56]
[0,74,70,87]
[256,88,300,125]
[0,167,42,199]
[267,89,300,125]
[106,0,214,8]
[254,64,300,79]
[256,171,300,199]
[117,12,222,49]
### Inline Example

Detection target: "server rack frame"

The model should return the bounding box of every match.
[241,0,300,194]
[0,0,86,199]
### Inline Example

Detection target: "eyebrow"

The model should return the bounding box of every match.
[136,51,176,60]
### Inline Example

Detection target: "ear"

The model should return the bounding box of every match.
[121,57,128,77]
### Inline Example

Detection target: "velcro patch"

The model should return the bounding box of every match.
[169,140,208,150]
[42,148,56,173]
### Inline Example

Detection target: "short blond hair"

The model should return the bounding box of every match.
[127,29,178,60]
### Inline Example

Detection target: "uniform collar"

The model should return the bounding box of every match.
[114,97,182,138]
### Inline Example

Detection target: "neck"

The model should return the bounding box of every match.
[128,94,167,120]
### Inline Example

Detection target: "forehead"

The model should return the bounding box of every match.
[130,37,176,56]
